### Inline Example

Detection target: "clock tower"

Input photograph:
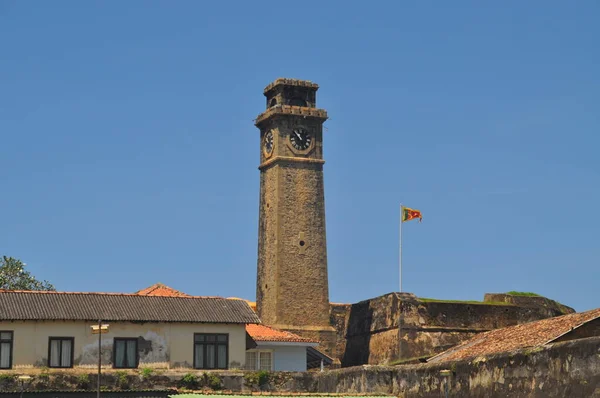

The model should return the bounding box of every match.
[255,78,336,351]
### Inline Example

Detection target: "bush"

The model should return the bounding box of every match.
[206,373,222,390]
[140,367,154,379]
[0,373,16,389]
[76,373,91,389]
[115,370,129,390]
[244,370,270,390]
[180,373,199,390]
[0,373,15,382]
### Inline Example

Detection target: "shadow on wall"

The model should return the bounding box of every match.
[340,293,411,367]
[341,303,373,367]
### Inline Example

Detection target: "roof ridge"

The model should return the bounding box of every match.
[135,282,194,298]
[0,289,224,299]
[0,291,261,324]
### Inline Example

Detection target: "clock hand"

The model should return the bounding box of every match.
[295,131,302,139]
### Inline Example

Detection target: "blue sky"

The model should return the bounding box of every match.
[1,1,598,311]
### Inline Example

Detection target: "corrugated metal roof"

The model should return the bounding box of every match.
[0,291,261,324]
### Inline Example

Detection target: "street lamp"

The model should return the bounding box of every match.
[439,369,452,398]
[91,320,109,398]
[17,375,32,398]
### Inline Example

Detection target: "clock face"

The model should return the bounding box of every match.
[264,130,274,155]
[290,128,312,151]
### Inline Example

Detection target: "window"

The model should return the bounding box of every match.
[245,351,257,370]
[48,337,74,368]
[194,333,228,369]
[113,338,138,369]
[245,350,273,371]
[289,97,307,107]
[0,331,13,369]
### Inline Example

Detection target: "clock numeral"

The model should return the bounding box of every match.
[264,130,274,155]
[290,128,311,150]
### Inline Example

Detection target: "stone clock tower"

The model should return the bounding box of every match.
[255,78,336,351]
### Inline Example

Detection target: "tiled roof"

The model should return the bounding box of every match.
[135,283,192,297]
[246,324,317,343]
[0,290,261,324]
[428,308,600,363]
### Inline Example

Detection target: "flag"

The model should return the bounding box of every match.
[402,206,422,223]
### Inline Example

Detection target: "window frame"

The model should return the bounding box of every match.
[193,333,229,370]
[47,337,75,368]
[0,330,13,370]
[245,348,273,371]
[112,338,139,369]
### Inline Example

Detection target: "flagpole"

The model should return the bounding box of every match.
[399,203,403,293]
[398,203,403,361]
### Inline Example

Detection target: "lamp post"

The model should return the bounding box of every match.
[17,375,32,398]
[91,320,109,398]
[439,369,452,398]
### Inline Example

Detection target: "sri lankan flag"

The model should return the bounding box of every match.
[402,206,422,223]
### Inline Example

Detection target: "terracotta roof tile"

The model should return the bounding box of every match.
[428,307,600,363]
[135,283,192,297]
[246,324,317,343]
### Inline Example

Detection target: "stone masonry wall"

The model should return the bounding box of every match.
[3,337,598,397]
[331,292,574,366]
[301,337,600,397]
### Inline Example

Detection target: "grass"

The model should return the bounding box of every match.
[506,291,542,297]
[419,298,510,305]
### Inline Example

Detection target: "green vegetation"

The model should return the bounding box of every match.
[257,370,270,387]
[115,370,129,389]
[523,346,544,356]
[38,367,50,380]
[0,373,15,382]
[419,298,509,305]
[180,373,199,390]
[205,372,223,390]
[76,373,90,389]
[140,367,154,379]
[506,291,542,297]
[0,256,55,291]
[244,370,271,389]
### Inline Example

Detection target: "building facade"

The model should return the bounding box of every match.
[0,290,259,370]
[245,324,319,372]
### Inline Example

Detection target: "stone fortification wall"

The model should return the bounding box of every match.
[331,292,574,366]
[302,336,600,398]
[2,336,597,398]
